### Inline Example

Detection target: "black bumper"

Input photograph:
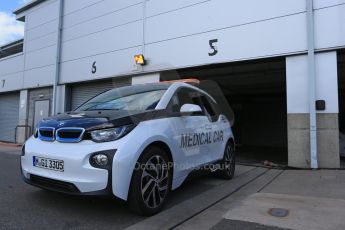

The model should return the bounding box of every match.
[22,173,111,196]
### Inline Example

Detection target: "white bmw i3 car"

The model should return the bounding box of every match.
[21,82,235,215]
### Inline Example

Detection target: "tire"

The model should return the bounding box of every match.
[216,141,236,180]
[128,146,172,216]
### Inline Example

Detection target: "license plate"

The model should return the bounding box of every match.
[33,156,64,172]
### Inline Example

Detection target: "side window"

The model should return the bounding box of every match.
[209,97,221,117]
[177,88,194,106]
[167,95,180,113]
[167,88,206,115]
[166,88,193,113]
[201,96,216,116]
[189,91,204,112]
[201,95,220,122]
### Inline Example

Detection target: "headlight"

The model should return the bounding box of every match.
[90,125,135,143]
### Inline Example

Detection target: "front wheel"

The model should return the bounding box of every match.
[128,146,172,216]
[216,141,236,180]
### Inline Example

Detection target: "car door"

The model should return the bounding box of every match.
[199,94,225,162]
[166,88,210,170]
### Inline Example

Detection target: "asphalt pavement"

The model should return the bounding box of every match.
[5,145,342,230]
[0,146,257,230]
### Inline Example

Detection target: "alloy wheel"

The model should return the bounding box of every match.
[140,155,169,209]
[224,144,235,175]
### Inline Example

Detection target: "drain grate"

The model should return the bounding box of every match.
[268,208,289,218]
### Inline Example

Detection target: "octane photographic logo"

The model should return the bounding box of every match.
[133,161,223,172]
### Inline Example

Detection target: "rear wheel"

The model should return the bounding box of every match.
[129,146,172,216]
[216,141,236,180]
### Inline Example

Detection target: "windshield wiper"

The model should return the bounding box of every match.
[85,108,121,111]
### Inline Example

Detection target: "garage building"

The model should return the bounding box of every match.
[0,0,344,169]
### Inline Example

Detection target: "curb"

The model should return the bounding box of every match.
[0,142,22,148]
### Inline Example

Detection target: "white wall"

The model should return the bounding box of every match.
[314,0,345,9]
[1,0,345,91]
[132,73,160,85]
[314,3,345,49]
[57,0,345,84]
[22,0,59,88]
[0,54,24,93]
[59,0,143,84]
[57,0,307,83]
[145,13,307,71]
[145,0,305,44]
[0,54,24,76]
[286,51,339,114]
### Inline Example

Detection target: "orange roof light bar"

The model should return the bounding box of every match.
[161,78,200,85]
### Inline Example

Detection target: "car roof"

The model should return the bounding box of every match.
[95,83,171,99]
[105,82,210,100]
[170,82,217,101]
[111,82,200,92]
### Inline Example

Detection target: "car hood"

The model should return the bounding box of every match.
[37,110,153,131]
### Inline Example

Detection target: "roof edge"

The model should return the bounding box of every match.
[0,39,24,50]
[13,0,47,15]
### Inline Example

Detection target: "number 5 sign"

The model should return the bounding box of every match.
[208,39,218,56]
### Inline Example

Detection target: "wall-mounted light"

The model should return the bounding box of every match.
[134,54,146,65]
[316,100,326,111]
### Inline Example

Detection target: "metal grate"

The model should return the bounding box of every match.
[0,92,20,142]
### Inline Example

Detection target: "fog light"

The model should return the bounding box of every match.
[93,154,108,166]
[89,150,116,170]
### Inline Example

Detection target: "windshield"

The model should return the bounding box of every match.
[76,89,166,111]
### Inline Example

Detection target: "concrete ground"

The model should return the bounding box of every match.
[176,170,345,230]
[1,144,345,230]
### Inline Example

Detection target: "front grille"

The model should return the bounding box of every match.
[38,127,55,141]
[30,174,80,194]
[37,127,85,143]
[40,130,53,137]
[56,128,85,143]
[58,130,81,139]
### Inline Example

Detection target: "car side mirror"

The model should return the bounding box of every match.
[180,104,202,114]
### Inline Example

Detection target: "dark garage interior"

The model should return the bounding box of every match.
[162,57,288,166]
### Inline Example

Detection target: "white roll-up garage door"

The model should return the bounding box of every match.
[71,78,131,110]
[0,92,20,142]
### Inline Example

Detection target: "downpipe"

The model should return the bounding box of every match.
[52,0,64,115]
[307,0,318,169]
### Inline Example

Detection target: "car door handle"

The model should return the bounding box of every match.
[204,125,212,130]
